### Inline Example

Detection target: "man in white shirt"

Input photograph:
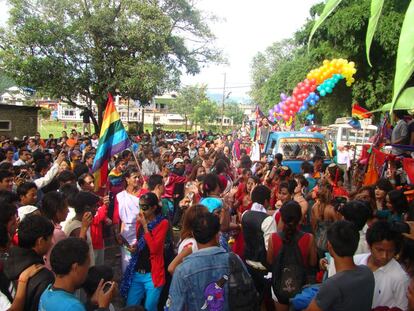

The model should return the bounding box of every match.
[336,145,351,186]
[13,148,32,167]
[355,221,409,310]
[141,150,160,177]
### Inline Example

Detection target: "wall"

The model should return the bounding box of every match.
[0,105,38,139]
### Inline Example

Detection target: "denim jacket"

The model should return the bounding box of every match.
[167,246,230,311]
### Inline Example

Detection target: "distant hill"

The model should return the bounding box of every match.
[207,92,252,105]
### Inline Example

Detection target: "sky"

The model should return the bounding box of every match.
[0,0,320,100]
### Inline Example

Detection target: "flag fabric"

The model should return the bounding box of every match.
[92,93,131,189]
[352,103,372,119]
[348,118,362,130]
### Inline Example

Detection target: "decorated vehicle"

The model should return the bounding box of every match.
[264,131,332,173]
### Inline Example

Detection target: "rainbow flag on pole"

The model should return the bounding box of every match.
[92,93,131,189]
[352,103,372,120]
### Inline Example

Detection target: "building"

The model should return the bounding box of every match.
[0,104,39,139]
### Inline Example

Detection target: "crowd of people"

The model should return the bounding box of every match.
[0,116,413,311]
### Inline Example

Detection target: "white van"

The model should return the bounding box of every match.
[325,117,377,156]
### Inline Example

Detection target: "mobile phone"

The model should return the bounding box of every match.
[119,235,130,248]
[102,281,113,293]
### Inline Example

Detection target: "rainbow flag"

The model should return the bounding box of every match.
[352,103,372,120]
[92,93,131,189]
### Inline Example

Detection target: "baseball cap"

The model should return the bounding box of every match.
[172,158,184,166]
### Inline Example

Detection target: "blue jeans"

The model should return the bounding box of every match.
[126,272,163,311]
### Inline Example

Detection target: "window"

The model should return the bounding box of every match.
[0,120,11,131]
[64,110,75,116]
[277,138,327,161]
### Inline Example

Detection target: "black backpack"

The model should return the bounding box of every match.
[228,252,259,311]
[271,231,306,302]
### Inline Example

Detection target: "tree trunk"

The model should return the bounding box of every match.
[185,115,188,132]
[140,107,145,134]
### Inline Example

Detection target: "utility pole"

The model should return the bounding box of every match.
[221,73,226,132]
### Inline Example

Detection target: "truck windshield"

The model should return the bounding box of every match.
[278,138,328,160]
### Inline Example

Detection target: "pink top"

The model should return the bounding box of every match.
[44,223,67,270]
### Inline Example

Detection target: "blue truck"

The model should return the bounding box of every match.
[264,131,332,173]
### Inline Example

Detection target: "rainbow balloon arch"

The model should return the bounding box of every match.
[268,58,357,123]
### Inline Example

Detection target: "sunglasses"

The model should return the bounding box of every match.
[139,204,151,211]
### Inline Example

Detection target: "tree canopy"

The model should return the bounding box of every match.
[250,0,412,124]
[0,0,221,128]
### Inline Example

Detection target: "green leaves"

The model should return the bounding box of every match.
[366,0,384,67]
[308,0,343,49]
[391,0,414,114]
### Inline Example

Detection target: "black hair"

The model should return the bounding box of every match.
[294,174,309,189]
[0,190,19,206]
[251,185,271,205]
[394,110,406,120]
[59,183,79,206]
[339,200,371,231]
[301,161,313,174]
[280,200,302,243]
[50,238,89,275]
[58,170,77,184]
[376,178,394,193]
[387,190,409,215]
[146,174,163,191]
[73,191,100,214]
[121,150,131,159]
[275,153,283,164]
[78,173,94,187]
[0,224,9,248]
[34,159,49,174]
[279,180,297,195]
[202,173,221,196]
[327,220,359,257]
[84,152,95,161]
[240,155,252,169]
[0,169,13,182]
[214,159,228,175]
[120,307,145,311]
[40,191,67,220]
[0,203,17,226]
[16,182,37,197]
[18,214,54,249]
[366,220,402,252]
[0,162,13,171]
[73,163,89,178]
[139,192,161,214]
[115,157,125,167]
[82,265,114,296]
[192,212,220,244]
[124,167,139,179]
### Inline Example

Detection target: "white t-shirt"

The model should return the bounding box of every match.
[354,253,409,310]
[117,191,140,245]
[0,291,11,310]
[177,237,198,254]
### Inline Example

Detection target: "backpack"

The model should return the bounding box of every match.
[272,232,306,302]
[228,252,259,311]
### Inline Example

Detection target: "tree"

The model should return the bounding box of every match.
[250,0,411,124]
[308,0,414,113]
[0,74,14,93]
[225,102,245,126]
[170,84,208,131]
[192,98,218,130]
[0,0,221,132]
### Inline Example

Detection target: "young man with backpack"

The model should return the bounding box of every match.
[241,185,276,305]
[4,215,55,311]
[167,212,258,311]
[305,220,375,311]
[267,201,317,311]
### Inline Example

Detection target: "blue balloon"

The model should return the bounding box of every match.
[320,90,327,97]
[310,99,316,106]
